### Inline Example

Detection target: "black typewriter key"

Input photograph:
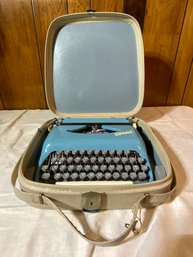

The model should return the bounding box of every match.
[41,172,50,180]
[74,157,81,164]
[137,157,146,164]
[59,165,67,172]
[113,172,120,180]
[116,150,123,156]
[102,150,108,156]
[68,165,75,172]
[105,172,112,180]
[138,172,147,180]
[108,164,115,172]
[41,165,49,172]
[90,157,97,164]
[71,172,79,181]
[92,165,99,172]
[98,157,104,164]
[76,165,83,172]
[141,165,149,173]
[51,165,58,173]
[82,156,89,164]
[100,164,107,172]
[67,157,73,164]
[105,157,111,164]
[96,172,103,180]
[114,157,120,164]
[54,173,61,181]
[85,165,91,172]
[121,172,129,180]
[130,172,137,181]
[63,172,70,181]
[125,165,131,172]
[121,157,128,164]
[79,172,87,180]
[94,150,100,156]
[133,165,140,173]
[88,172,95,180]
[109,150,115,156]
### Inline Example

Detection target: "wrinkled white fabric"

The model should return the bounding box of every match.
[0,106,193,256]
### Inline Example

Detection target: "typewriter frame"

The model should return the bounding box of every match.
[12,12,175,246]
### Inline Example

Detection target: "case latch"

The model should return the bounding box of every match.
[82,192,101,212]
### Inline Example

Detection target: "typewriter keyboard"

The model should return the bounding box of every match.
[37,150,150,184]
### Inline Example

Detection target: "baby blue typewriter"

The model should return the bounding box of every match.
[35,12,166,185]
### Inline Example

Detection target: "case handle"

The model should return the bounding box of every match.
[41,194,148,247]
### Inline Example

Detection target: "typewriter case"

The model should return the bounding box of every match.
[12,12,175,213]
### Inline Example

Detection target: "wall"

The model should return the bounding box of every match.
[0,0,192,110]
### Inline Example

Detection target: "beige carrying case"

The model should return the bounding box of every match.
[12,12,175,246]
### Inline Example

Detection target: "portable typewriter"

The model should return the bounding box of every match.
[34,12,167,186]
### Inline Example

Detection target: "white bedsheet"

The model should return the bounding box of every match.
[0,106,193,257]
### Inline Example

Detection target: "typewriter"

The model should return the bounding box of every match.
[35,118,165,184]
[34,13,167,185]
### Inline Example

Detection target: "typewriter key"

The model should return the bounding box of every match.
[79,150,85,155]
[138,172,147,180]
[85,165,91,172]
[67,157,73,164]
[105,172,112,180]
[108,164,115,172]
[96,172,103,180]
[51,157,57,164]
[71,172,79,181]
[100,164,107,172]
[138,157,146,164]
[109,150,115,156]
[91,157,97,164]
[42,172,50,180]
[76,165,83,172]
[88,172,95,180]
[82,157,89,164]
[74,157,81,164]
[116,165,123,172]
[102,150,108,156]
[129,157,136,164]
[121,172,129,180]
[71,150,77,156]
[59,157,66,164]
[116,150,123,156]
[94,150,100,156]
[124,150,130,156]
[41,165,49,172]
[133,165,140,172]
[92,165,99,172]
[130,172,137,181]
[141,165,149,172]
[113,172,120,180]
[98,157,104,164]
[59,165,66,172]
[125,165,131,172]
[63,172,70,181]
[51,165,58,173]
[87,150,93,156]
[105,157,111,164]
[54,173,61,181]
[114,157,120,164]
[68,165,74,172]
[79,172,87,180]
[121,157,128,164]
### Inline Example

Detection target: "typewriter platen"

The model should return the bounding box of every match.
[35,118,165,184]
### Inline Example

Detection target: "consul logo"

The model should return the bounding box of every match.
[114,130,133,136]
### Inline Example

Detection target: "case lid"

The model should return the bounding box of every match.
[45,12,144,118]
